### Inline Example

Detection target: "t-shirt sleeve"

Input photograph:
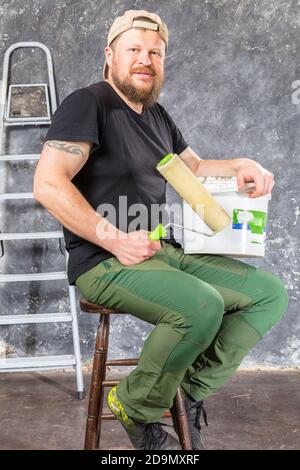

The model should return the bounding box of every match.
[162,106,189,155]
[44,88,100,145]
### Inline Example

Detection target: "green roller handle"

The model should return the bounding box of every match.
[148,224,167,241]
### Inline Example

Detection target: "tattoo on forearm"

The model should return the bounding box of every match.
[45,140,86,158]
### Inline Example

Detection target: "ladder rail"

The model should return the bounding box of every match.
[68,277,84,397]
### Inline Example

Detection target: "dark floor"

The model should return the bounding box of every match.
[0,368,299,450]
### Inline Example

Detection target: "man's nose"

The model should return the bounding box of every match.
[137,51,152,66]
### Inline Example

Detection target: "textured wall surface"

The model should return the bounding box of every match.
[0,0,299,366]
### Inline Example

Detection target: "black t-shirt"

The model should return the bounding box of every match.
[45,81,188,285]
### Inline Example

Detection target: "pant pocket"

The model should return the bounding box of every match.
[75,259,115,302]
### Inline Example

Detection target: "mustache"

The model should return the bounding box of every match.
[131,67,156,76]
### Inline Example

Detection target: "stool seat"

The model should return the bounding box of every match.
[79,297,192,450]
[79,298,121,315]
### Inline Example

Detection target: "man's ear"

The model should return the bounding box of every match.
[104,46,113,68]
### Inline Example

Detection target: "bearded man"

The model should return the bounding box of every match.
[34,10,288,450]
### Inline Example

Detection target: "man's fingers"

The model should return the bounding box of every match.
[143,249,156,257]
[267,175,275,194]
[237,173,245,191]
[130,229,149,239]
[149,240,161,251]
[263,174,269,194]
[253,173,265,195]
[249,173,274,197]
[237,164,274,198]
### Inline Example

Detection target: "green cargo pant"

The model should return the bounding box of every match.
[76,241,288,423]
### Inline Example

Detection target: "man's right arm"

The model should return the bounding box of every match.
[34,140,121,252]
[33,140,161,263]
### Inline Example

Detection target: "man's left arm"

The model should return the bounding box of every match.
[178,146,274,198]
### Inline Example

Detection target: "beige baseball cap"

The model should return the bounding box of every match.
[103,9,168,79]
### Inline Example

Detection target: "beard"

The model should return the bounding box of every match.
[111,64,164,109]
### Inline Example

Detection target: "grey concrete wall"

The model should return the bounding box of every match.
[0,0,299,366]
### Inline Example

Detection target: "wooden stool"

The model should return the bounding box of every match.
[80,298,192,450]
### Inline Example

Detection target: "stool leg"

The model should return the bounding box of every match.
[172,388,193,450]
[84,314,110,450]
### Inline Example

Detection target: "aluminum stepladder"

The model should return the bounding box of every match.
[0,42,84,399]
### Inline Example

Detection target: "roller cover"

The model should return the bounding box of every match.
[157,153,231,233]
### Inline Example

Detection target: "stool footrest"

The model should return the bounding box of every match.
[107,359,138,366]
[102,380,119,387]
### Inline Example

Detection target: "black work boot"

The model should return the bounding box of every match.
[108,386,181,450]
[171,392,208,450]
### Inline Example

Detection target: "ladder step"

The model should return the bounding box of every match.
[0,313,72,325]
[0,355,76,371]
[0,192,34,200]
[0,193,34,201]
[0,231,63,240]
[0,272,67,282]
[4,121,51,127]
[0,154,39,161]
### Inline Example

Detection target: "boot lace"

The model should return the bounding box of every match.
[192,401,208,431]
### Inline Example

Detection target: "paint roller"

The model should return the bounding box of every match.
[149,153,231,241]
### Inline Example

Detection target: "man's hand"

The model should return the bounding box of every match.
[235,159,275,198]
[109,230,161,266]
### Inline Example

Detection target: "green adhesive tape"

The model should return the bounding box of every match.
[157,153,174,167]
[148,224,167,241]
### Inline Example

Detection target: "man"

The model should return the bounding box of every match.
[33,10,288,450]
